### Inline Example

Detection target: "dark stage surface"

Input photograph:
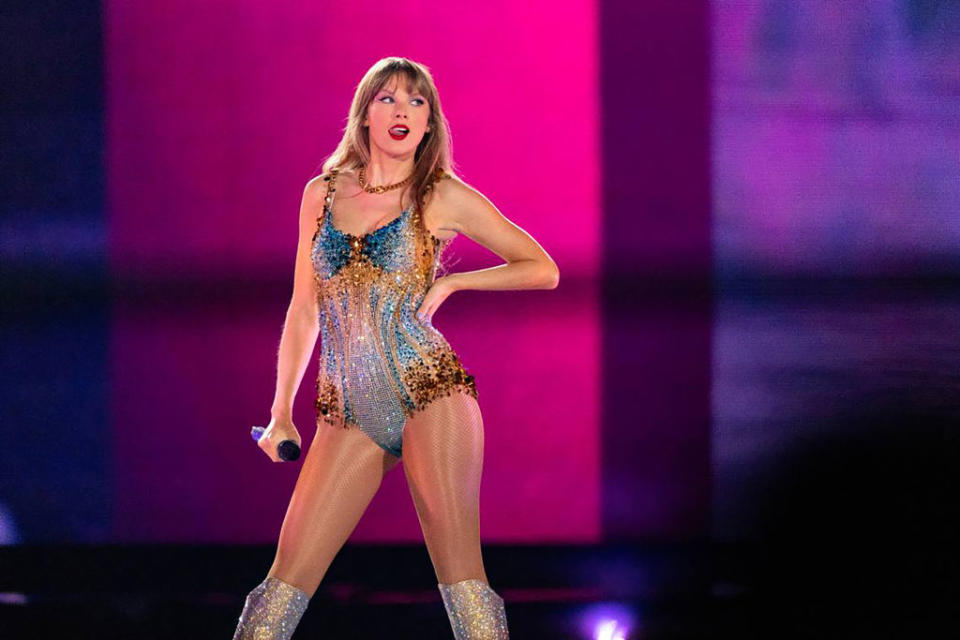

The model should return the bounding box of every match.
[0,543,709,639]
[1,536,956,638]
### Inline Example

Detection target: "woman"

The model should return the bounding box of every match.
[233,56,559,639]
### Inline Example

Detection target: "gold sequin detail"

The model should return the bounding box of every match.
[233,577,310,639]
[438,578,510,639]
[403,345,478,409]
[315,344,477,426]
[314,377,342,423]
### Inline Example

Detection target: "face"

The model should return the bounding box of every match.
[364,75,431,157]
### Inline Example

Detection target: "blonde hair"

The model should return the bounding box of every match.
[320,57,457,259]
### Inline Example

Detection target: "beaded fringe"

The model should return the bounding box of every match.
[438,578,510,639]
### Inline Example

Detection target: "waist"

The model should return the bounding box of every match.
[318,289,444,345]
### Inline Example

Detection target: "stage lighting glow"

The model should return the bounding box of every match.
[596,619,628,640]
[580,603,637,639]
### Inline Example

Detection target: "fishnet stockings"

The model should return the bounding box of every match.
[402,391,489,585]
[264,390,489,598]
[266,419,401,597]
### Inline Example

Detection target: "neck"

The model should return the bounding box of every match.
[364,152,415,186]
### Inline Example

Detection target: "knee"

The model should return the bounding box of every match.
[417,497,480,537]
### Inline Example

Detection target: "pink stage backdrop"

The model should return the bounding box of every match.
[106,2,600,542]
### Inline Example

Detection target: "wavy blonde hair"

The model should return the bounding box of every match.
[319,56,457,262]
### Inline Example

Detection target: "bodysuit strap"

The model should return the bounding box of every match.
[420,166,448,203]
[318,167,339,232]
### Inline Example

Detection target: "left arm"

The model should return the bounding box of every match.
[416,175,559,320]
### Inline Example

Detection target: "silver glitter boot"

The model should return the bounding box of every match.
[438,578,509,639]
[233,576,310,639]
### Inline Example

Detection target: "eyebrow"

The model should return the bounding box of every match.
[379,87,424,97]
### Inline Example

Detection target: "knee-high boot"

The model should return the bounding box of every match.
[438,578,510,639]
[233,576,310,639]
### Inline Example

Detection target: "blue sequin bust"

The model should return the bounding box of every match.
[310,167,478,457]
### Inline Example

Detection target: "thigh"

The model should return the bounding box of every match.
[402,391,488,584]
[268,422,401,596]
[402,391,484,503]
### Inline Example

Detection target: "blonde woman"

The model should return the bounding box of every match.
[233,56,559,639]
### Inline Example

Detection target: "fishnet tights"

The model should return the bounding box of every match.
[265,391,488,598]
[402,390,488,586]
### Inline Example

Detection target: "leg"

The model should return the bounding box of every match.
[234,421,400,638]
[269,421,401,595]
[403,392,486,584]
[402,392,509,638]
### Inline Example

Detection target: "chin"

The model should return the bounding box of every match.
[378,140,420,153]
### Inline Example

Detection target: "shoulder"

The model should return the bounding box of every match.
[432,169,488,210]
[304,172,331,198]
[431,170,498,231]
[304,167,355,199]
[299,170,340,226]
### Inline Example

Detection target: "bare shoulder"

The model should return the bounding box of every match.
[303,168,351,205]
[429,170,500,235]
[427,171,496,238]
[307,166,357,187]
[433,170,483,206]
[298,172,336,229]
[304,172,330,198]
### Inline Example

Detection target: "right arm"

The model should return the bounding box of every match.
[268,175,328,423]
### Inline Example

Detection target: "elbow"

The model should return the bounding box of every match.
[541,262,560,289]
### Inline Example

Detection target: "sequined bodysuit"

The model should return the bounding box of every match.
[310,168,478,457]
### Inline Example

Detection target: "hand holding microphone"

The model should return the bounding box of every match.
[250,417,302,462]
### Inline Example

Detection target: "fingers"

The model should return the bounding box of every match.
[257,434,281,462]
[416,302,435,323]
[258,426,303,463]
[417,292,438,322]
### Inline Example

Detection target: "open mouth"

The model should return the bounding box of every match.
[388,125,410,140]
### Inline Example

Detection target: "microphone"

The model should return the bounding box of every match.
[250,426,301,462]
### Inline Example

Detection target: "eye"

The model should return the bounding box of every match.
[379,95,426,106]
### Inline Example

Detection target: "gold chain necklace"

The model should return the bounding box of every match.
[358,166,414,194]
